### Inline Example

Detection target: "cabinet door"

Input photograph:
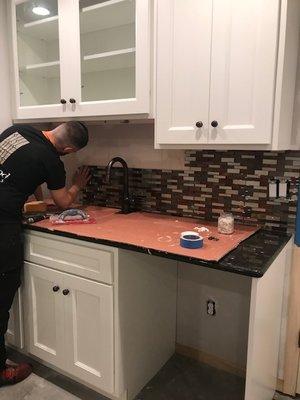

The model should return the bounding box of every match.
[63,274,114,394]
[6,288,24,349]
[208,0,280,144]
[155,0,212,145]
[24,262,66,369]
[66,0,150,117]
[10,0,69,119]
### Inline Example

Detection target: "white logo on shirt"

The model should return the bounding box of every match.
[0,169,10,183]
[0,132,29,164]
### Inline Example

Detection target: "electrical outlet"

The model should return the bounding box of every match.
[206,300,216,316]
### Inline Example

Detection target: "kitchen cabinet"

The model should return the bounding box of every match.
[22,231,177,399]
[6,288,23,349]
[155,0,300,149]
[24,262,114,393]
[24,263,66,369]
[9,0,150,120]
[8,225,292,400]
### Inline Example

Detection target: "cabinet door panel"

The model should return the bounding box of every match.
[11,0,66,118]
[209,0,280,144]
[6,288,23,349]
[64,274,114,394]
[72,0,150,117]
[24,262,65,369]
[155,0,212,145]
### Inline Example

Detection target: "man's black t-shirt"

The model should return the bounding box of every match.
[0,125,66,222]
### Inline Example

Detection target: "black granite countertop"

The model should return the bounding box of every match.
[23,222,292,278]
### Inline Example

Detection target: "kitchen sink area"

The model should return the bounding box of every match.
[0,0,300,399]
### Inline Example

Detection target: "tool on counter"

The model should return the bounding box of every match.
[180,231,203,249]
[50,208,95,225]
[23,213,50,224]
[23,201,47,213]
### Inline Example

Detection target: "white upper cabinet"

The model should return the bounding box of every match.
[10,0,150,119]
[208,0,279,145]
[155,0,211,145]
[155,0,300,149]
[11,0,65,119]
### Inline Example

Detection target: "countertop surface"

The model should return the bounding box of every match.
[23,207,292,278]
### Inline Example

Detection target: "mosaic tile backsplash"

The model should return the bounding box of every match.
[83,150,300,232]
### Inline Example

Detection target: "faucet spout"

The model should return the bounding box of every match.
[105,157,131,213]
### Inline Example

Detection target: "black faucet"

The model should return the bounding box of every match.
[105,157,132,214]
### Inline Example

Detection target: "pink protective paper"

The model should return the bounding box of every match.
[34,207,260,262]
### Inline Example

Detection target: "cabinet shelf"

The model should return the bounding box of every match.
[20,61,60,78]
[80,0,135,34]
[21,16,59,41]
[82,48,135,73]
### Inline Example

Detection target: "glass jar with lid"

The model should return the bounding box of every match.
[218,212,234,234]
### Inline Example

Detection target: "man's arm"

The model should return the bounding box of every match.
[50,166,91,209]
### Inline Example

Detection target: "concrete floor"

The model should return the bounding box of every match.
[0,350,298,400]
[0,373,80,400]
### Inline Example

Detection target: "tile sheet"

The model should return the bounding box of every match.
[83,150,300,233]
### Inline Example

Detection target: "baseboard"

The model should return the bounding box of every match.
[277,378,284,393]
[175,343,246,378]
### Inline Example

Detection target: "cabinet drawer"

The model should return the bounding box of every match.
[24,232,114,284]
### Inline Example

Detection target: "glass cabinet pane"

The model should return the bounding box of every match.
[16,0,61,107]
[79,0,136,102]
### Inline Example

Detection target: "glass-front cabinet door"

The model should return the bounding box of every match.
[73,0,150,117]
[11,0,67,119]
[10,0,150,119]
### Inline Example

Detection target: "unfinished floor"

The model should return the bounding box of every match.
[0,350,297,400]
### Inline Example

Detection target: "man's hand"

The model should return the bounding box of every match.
[72,166,91,190]
[50,166,91,209]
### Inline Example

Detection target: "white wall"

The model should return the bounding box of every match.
[292,38,300,146]
[0,0,12,131]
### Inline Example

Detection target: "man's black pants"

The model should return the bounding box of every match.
[0,224,23,371]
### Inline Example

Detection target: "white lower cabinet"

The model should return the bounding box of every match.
[63,273,114,393]
[24,263,66,369]
[6,288,23,349]
[22,231,177,400]
[24,262,114,394]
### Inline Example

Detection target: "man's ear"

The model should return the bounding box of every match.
[63,147,76,154]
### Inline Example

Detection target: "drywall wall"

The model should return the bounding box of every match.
[76,122,185,169]
[176,263,251,371]
[0,1,12,131]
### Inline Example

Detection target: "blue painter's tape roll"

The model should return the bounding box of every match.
[180,231,203,249]
[295,184,300,246]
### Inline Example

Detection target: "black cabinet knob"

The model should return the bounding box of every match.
[211,120,218,128]
[52,286,60,292]
[62,289,70,296]
[60,99,66,104]
[196,121,203,128]
[69,98,76,104]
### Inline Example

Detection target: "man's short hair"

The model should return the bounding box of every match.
[63,121,89,149]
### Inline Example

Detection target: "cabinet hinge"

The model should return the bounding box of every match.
[298,331,300,348]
